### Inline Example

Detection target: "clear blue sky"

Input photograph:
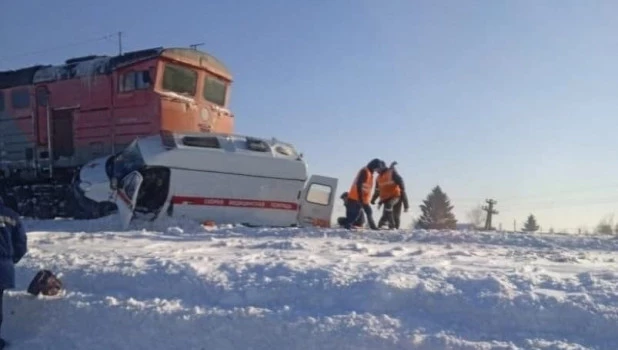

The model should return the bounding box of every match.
[2,0,618,232]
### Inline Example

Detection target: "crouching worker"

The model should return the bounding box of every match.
[336,192,365,228]
[0,197,27,349]
[343,159,384,230]
[371,161,410,229]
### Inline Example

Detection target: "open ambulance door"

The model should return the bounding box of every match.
[297,175,338,228]
[113,171,144,230]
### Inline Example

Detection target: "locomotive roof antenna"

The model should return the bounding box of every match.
[118,31,123,55]
[189,43,205,50]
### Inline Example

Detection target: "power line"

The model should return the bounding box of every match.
[0,32,118,62]
[488,183,618,202]
[404,183,618,207]
[407,192,618,232]
[406,193,618,208]
[499,197,618,211]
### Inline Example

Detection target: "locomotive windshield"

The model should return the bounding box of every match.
[202,76,227,106]
[112,140,145,181]
[161,63,197,96]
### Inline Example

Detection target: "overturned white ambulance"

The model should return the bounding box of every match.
[82,131,338,230]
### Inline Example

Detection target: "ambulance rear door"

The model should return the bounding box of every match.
[297,175,338,228]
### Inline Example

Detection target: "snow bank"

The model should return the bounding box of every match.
[4,218,618,349]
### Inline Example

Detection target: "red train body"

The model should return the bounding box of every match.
[0,47,235,218]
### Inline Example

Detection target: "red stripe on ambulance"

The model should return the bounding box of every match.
[171,196,298,211]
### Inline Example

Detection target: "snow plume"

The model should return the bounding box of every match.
[4,218,618,349]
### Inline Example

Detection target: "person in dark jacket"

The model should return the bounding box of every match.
[0,197,27,348]
[343,158,385,230]
[336,192,365,228]
[371,161,410,229]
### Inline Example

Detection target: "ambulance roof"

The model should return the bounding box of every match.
[135,132,308,182]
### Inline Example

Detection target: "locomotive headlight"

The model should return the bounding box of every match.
[80,181,92,192]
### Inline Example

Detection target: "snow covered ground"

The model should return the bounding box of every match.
[3,216,618,349]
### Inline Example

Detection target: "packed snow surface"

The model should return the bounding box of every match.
[4,216,618,349]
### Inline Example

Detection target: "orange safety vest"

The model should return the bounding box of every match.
[348,167,373,204]
[377,169,401,200]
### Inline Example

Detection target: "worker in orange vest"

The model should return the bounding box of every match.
[343,158,385,230]
[370,161,409,229]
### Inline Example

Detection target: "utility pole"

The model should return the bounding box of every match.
[513,219,516,232]
[118,31,123,55]
[189,43,205,50]
[482,199,498,231]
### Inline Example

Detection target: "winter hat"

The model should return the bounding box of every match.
[367,158,384,171]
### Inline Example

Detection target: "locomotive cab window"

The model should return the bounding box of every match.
[161,63,197,97]
[120,72,136,92]
[136,71,152,89]
[119,70,152,93]
[11,89,30,109]
[202,76,227,106]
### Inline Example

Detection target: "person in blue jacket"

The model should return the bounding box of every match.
[0,197,27,349]
[336,192,365,228]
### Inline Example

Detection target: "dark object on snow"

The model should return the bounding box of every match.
[27,270,63,296]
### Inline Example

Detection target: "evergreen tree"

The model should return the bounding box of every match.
[415,186,457,230]
[522,214,540,233]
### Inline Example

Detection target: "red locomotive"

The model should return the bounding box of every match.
[0,47,234,218]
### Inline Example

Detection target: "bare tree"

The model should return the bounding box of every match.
[466,205,485,229]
